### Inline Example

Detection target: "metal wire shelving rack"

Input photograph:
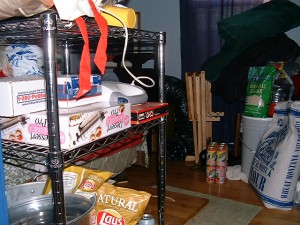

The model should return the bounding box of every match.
[0,10,167,225]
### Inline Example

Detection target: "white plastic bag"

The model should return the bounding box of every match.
[4,44,44,77]
[0,0,53,21]
[249,101,300,210]
[53,0,115,21]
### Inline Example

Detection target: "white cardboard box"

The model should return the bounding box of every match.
[0,74,103,117]
[0,76,46,117]
[0,102,131,150]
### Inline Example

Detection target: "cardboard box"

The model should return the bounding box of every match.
[0,74,103,116]
[131,102,169,124]
[0,76,46,117]
[57,74,102,108]
[0,102,131,150]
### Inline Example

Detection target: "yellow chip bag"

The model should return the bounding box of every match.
[75,168,114,200]
[95,183,151,225]
[43,165,113,195]
[43,165,85,194]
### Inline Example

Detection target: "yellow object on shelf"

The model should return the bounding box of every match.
[101,6,136,28]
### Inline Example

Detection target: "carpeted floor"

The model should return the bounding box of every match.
[165,186,262,225]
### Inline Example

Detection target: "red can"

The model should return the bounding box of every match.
[216,143,228,167]
[215,166,227,184]
[206,165,216,183]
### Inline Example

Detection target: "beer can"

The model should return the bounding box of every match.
[215,166,227,184]
[206,142,218,166]
[206,165,216,183]
[216,143,228,167]
[138,213,156,225]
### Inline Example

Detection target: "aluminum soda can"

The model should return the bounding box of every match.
[138,213,156,225]
[215,166,227,184]
[206,142,218,166]
[216,143,228,167]
[206,165,216,183]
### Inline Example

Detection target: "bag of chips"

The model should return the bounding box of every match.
[43,165,113,195]
[95,183,151,225]
[74,167,114,200]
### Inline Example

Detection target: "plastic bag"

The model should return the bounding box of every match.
[4,44,44,77]
[0,0,53,21]
[243,65,277,118]
[53,0,117,21]
[0,49,13,77]
[249,101,300,210]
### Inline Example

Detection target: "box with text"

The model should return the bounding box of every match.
[131,102,169,124]
[0,102,131,150]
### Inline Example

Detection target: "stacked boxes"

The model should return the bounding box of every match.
[0,102,131,150]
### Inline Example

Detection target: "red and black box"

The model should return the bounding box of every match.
[131,102,169,124]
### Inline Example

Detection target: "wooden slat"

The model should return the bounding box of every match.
[193,72,202,164]
[203,71,212,144]
[185,73,195,121]
[185,72,199,163]
[198,73,205,151]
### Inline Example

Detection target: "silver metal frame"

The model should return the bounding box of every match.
[0,10,167,225]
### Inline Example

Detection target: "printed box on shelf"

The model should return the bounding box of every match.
[0,76,46,117]
[0,102,131,150]
[0,74,102,117]
[131,102,169,124]
[57,74,102,108]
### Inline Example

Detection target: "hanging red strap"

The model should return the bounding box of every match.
[88,0,108,75]
[75,16,91,99]
[74,1,108,99]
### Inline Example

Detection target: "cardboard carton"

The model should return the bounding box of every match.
[0,102,131,150]
[131,102,169,124]
[0,76,46,117]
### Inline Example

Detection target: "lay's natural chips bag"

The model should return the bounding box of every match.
[95,183,151,225]
[43,165,113,195]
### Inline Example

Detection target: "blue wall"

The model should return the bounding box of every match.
[286,0,300,45]
[126,0,182,79]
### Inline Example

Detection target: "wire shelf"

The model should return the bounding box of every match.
[2,118,164,169]
[0,11,161,45]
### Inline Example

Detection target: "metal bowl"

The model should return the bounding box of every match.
[8,194,96,225]
[6,181,46,208]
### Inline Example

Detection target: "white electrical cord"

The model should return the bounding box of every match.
[97,6,156,88]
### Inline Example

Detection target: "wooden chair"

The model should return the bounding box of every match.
[185,71,224,164]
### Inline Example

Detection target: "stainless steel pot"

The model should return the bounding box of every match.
[6,182,96,225]
[6,181,46,208]
[8,194,96,225]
